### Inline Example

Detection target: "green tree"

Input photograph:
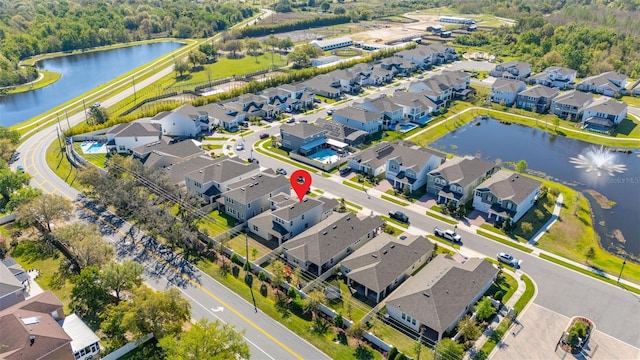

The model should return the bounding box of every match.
[270,260,287,295]
[245,38,263,63]
[277,37,294,52]
[70,266,111,329]
[187,50,207,69]
[100,304,128,350]
[53,223,114,269]
[224,39,244,58]
[121,286,191,339]
[174,60,189,77]
[457,315,481,342]
[520,221,534,235]
[474,297,495,322]
[275,0,293,12]
[515,159,528,174]
[159,319,250,359]
[89,106,109,125]
[6,187,41,211]
[303,289,326,319]
[436,338,464,360]
[534,209,545,221]
[585,247,596,264]
[287,48,311,68]
[16,194,73,234]
[0,168,30,204]
[320,1,331,11]
[101,260,144,303]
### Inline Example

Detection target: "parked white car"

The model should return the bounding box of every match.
[497,252,521,268]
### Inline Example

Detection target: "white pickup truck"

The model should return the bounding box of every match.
[433,226,462,243]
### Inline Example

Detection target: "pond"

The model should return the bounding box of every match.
[430,117,640,256]
[0,41,184,127]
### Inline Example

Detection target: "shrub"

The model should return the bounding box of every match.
[388,347,399,360]
[231,253,240,264]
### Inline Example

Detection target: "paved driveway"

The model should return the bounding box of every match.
[492,303,639,360]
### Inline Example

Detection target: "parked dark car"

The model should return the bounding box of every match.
[248,157,259,164]
[259,133,269,139]
[339,167,351,175]
[388,211,409,223]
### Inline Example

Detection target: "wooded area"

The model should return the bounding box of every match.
[0,0,257,87]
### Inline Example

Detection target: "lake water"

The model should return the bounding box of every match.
[430,117,640,257]
[0,42,183,127]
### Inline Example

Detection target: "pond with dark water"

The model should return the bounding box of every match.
[430,117,640,257]
[0,41,183,127]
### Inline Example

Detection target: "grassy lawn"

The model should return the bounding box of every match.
[256,139,319,174]
[198,209,235,236]
[534,180,640,285]
[484,272,518,305]
[204,136,228,140]
[71,142,107,168]
[315,95,336,104]
[343,180,366,191]
[380,194,408,206]
[6,70,62,94]
[343,200,363,210]
[46,140,83,191]
[539,254,640,295]
[226,234,273,261]
[380,215,409,229]
[11,241,74,313]
[348,175,374,188]
[162,53,287,91]
[477,230,533,254]
[202,144,223,150]
[425,210,458,225]
[193,258,382,359]
[325,277,373,323]
[426,234,460,250]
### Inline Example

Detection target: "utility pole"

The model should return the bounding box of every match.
[246,231,258,313]
[82,99,88,121]
[132,75,137,102]
[64,110,71,128]
[617,257,627,283]
[55,115,62,149]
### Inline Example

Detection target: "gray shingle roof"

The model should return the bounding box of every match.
[577,71,626,91]
[351,141,443,171]
[334,106,382,124]
[475,170,542,204]
[0,260,23,298]
[496,60,531,74]
[552,90,594,107]
[186,158,259,184]
[284,213,383,266]
[429,156,496,187]
[272,197,323,221]
[391,92,437,109]
[107,122,161,138]
[341,234,433,293]
[132,138,204,159]
[492,78,526,93]
[204,103,241,122]
[174,103,207,120]
[224,173,289,204]
[518,85,559,98]
[584,96,627,115]
[165,156,219,184]
[281,123,326,139]
[363,96,402,113]
[386,255,497,335]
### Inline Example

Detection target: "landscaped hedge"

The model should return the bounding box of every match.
[237,15,351,38]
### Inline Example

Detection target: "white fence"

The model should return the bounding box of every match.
[102,333,153,360]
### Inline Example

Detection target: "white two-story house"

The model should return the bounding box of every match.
[473,170,542,223]
[385,145,445,193]
[333,106,383,135]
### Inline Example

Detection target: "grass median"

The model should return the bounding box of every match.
[477,230,533,254]
[425,210,458,225]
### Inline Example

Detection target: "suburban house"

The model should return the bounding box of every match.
[472,169,542,223]
[550,90,594,120]
[282,212,384,276]
[391,92,438,123]
[325,68,363,94]
[315,119,369,147]
[277,83,316,111]
[280,123,327,154]
[385,144,446,193]
[491,78,527,106]
[379,57,418,76]
[149,104,207,137]
[310,36,353,51]
[355,96,404,129]
[347,142,400,176]
[408,79,453,109]
[581,96,628,133]
[529,66,577,89]
[163,156,220,186]
[220,173,290,222]
[185,158,261,203]
[385,255,497,341]
[248,194,332,245]
[576,71,627,96]
[0,259,26,311]
[204,103,246,132]
[426,156,497,206]
[227,94,272,119]
[516,85,560,113]
[132,137,205,168]
[106,122,162,154]
[489,61,531,80]
[0,291,101,360]
[332,106,383,134]
[395,43,457,69]
[633,82,640,96]
[303,75,342,99]
[340,234,433,303]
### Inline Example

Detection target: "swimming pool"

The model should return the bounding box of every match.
[81,142,107,154]
[308,148,339,164]
[398,123,419,133]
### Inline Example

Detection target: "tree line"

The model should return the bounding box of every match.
[0,0,257,87]
[235,14,351,38]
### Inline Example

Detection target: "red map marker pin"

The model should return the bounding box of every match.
[290,169,312,202]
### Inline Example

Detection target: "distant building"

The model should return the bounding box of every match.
[439,15,475,25]
[489,61,532,81]
[310,36,353,51]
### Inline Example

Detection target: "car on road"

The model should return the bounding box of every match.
[248,157,259,164]
[16,165,25,173]
[259,133,269,139]
[92,102,101,108]
[395,87,406,92]
[235,143,244,151]
[433,226,462,243]
[286,118,295,124]
[388,211,409,223]
[276,168,287,175]
[497,252,521,267]
[327,109,334,115]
